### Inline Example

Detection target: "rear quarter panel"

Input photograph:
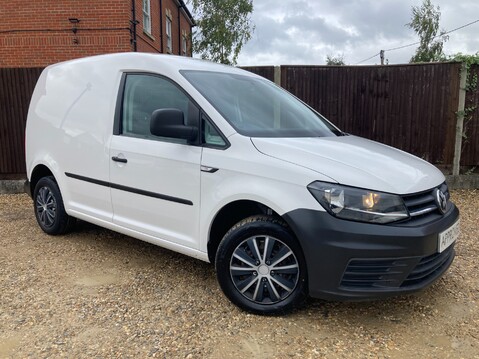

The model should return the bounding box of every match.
[26,58,121,221]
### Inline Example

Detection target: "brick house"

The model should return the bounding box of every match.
[0,0,195,68]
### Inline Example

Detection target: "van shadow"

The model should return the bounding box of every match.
[67,220,463,324]
[68,218,216,285]
[297,276,464,329]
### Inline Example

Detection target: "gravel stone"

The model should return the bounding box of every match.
[0,191,477,358]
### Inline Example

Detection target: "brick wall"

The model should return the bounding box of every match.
[0,0,193,68]
[180,9,192,56]
[135,0,193,56]
[135,0,160,53]
[0,0,131,67]
[164,0,180,55]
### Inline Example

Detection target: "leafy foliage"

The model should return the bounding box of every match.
[445,52,479,91]
[191,0,254,65]
[445,53,479,156]
[444,52,479,67]
[326,54,345,66]
[407,0,448,63]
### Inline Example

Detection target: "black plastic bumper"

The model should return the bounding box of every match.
[283,204,460,301]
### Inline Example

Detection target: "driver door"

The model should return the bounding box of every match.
[109,73,201,249]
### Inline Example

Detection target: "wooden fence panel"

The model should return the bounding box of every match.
[0,67,43,177]
[280,63,463,165]
[241,66,275,82]
[1,64,477,178]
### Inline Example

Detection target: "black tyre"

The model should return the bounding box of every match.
[33,176,75,235]
[215,216,308,315]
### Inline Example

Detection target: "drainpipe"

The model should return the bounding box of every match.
[159,0,163,52]
[130,0,138,51]
[178,2,183,55]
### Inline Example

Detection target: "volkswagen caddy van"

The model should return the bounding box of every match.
[25,53,460,314]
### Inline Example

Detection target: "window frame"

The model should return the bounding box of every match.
[113,72,230,150]
[201,113,229,149]
[142,0,152,34]
[182,35,187,56]
[166,16,172,53]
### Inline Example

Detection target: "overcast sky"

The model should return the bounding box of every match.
[224,0,479,66]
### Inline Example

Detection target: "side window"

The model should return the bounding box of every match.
[121,74,198,144]
[202,116,226,147]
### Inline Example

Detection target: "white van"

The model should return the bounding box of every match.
[25,53,460,314]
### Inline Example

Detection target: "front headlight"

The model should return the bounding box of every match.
[307,181,409,224]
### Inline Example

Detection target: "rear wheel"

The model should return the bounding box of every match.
[33,176,75,235]
[216,216,307,314]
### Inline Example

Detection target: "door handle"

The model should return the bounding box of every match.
[112,156,127,163]
[201,165,218,173]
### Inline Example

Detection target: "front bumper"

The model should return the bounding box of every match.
[283,204,459,301]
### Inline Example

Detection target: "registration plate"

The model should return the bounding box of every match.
[438,220,460,253]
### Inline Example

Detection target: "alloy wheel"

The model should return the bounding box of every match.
[35,186,57,228]
[229,235,300,304]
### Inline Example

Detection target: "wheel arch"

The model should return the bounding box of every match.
[30,164,55,197]
[206,199,305,264]
[207,200,275,263]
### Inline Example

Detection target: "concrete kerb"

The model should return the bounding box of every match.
[446,175,479,190]
[1,175,478,195]
[0,180,25,194]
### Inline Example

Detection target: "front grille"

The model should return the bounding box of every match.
[340,245,455,290]
[400,182,450,225]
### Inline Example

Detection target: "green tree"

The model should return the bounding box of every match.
[326,54,345,65]
[191,0,254,65]
[407,0,448,63]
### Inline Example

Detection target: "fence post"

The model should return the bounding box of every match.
[452,63,468,176]
[274,66,281,86]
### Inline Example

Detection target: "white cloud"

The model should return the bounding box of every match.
[234,0,479,66]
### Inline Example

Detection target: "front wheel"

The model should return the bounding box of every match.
[215,216,308,315]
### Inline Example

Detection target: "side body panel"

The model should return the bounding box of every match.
[109,136,202,249]
[26,59,120,222]
[198,134,331,253]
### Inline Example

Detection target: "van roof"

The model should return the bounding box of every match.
[46,52,252,77]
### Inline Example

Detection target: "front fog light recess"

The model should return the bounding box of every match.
[307,182,409,224]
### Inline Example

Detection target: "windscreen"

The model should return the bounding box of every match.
[181,70,341,138]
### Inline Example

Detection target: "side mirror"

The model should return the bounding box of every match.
[150,108,197,141]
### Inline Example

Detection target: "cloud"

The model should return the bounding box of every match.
[236,0,479,66]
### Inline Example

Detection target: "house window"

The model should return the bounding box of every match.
[182,35,187,56]
[143,0,151,34]
[166,16,172,53]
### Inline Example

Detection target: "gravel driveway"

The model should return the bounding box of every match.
[1,191,478,358]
